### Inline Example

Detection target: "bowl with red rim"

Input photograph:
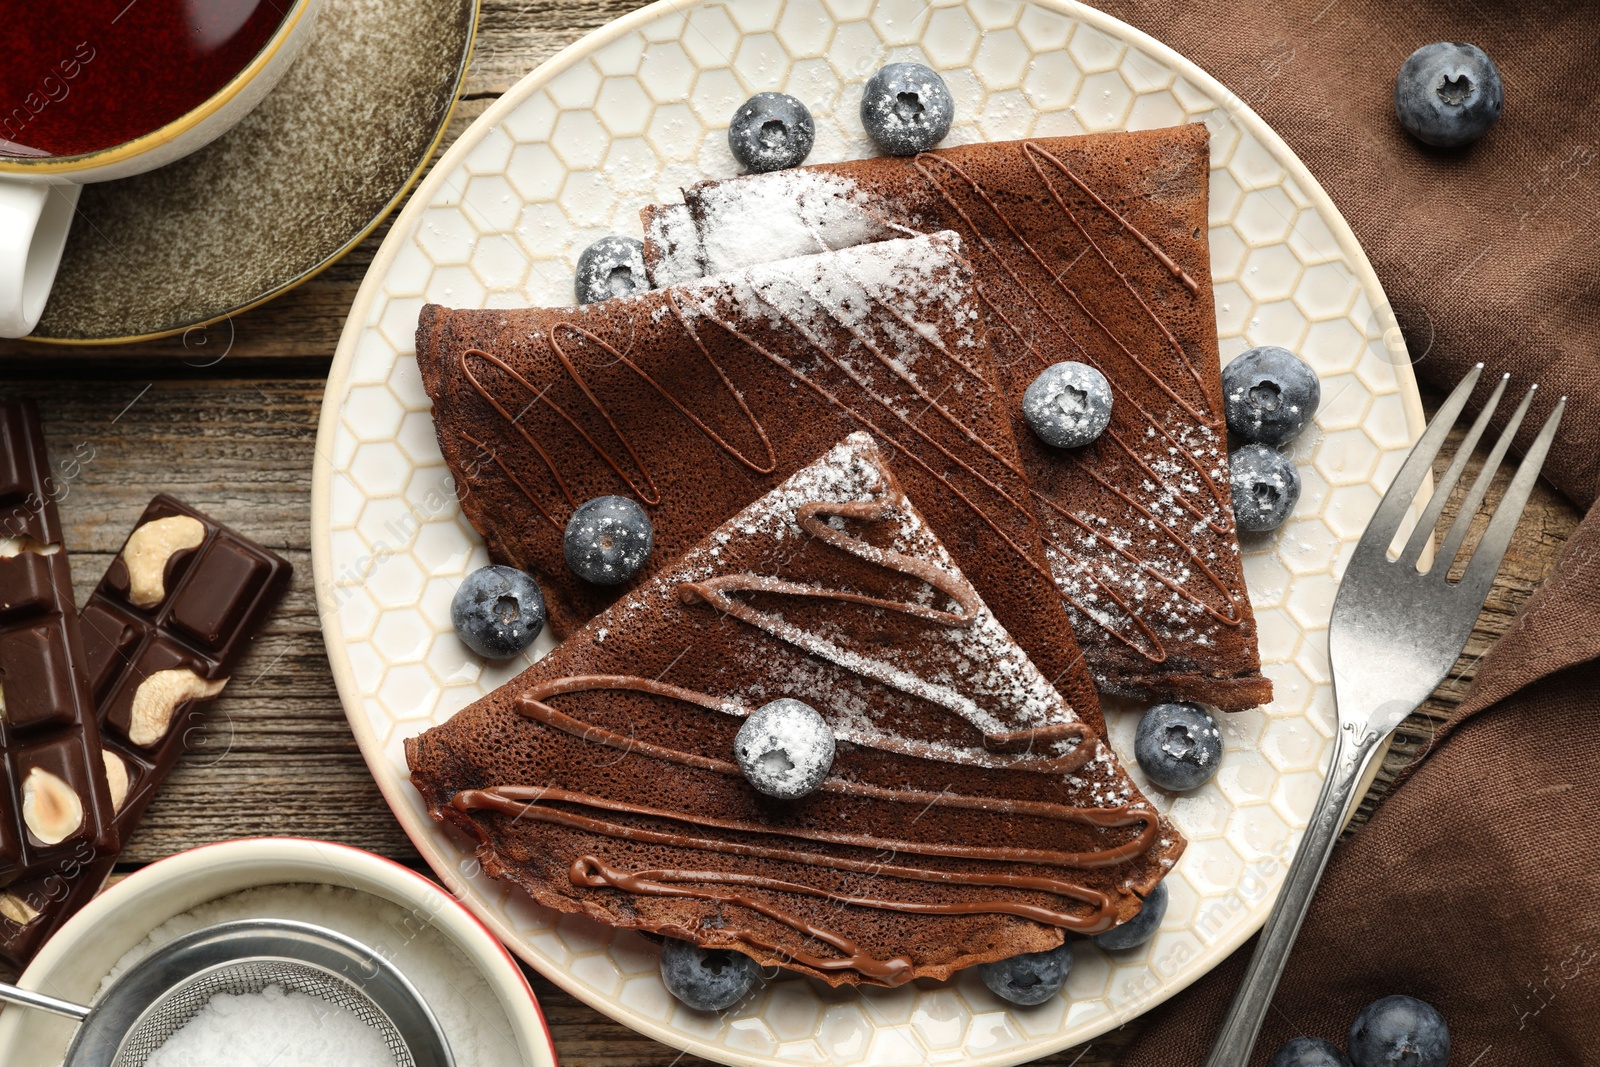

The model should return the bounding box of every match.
[0,836,557,1067]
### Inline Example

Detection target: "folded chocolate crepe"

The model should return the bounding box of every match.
[407,434,1183,986]
[417,231,1103,730]
[642,125,1270,710]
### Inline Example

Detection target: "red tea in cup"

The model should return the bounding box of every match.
[0,1,292,158]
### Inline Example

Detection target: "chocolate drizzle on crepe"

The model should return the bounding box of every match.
[642,125,1270,709]
[449,250,1050,582]
[415,231,1107,734]
[408,435,1182,985]
[914,144,1246,650]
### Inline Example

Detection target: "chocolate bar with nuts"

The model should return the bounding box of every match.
[0,399,118,887]
[0,493,290,972]
[81,494,292,775]
[0,850,108,971]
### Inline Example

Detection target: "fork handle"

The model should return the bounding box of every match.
[1203,722,1383,1067]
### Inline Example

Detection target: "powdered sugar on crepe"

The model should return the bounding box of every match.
[590,433,1143,795]
[672,232,982,361]
[647,171,903,285]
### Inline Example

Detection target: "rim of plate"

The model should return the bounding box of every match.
[311,1,1423,1064]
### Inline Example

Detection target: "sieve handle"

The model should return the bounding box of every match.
[0,980,91,1021]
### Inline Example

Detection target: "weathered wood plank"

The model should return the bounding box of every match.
[0,378,414,861]
[462,0,649,98]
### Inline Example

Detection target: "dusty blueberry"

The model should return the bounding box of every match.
[860,62,954,156]
[1023,361,1113,448]
[450,565,546,659]
[1394,42,1503,148]
[1230,444,1302,532]
[978,943,1071,1006]
[564,495,654,585]
[734,698,836,800]
[1270,1037,1354,1067]
[659,937,761,1012]
[728,92,815,173]
[575,235,649,305]
[1348,995,1450,1067]
[1222,346,1321,446]
[1134,702,1222,792]
[1092,879,1167,951]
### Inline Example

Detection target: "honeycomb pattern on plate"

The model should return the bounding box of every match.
[313,2,1422,1064]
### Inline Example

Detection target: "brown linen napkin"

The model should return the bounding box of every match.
[1097,2,1600,1060]
[1097,0,1599,509]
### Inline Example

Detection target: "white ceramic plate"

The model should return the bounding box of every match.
[311,2,1424,1064]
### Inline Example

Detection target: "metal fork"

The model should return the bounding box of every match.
[1205,364,1566,1066]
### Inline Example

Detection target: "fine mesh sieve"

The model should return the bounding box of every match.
[0,918,453,1067]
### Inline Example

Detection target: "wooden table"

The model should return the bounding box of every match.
[0,2,1583,1062]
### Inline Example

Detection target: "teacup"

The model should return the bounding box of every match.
[0,0,324,338]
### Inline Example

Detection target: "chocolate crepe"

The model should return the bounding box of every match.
[416,231,1104,732]
[641,125,1270,710]
[408,434,1183,986]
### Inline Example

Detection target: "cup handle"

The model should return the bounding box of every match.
[0,180,80,339]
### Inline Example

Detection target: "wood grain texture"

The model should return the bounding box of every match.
[0,1,1586,1063]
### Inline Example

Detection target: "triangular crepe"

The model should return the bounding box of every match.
[407,434,1182,986]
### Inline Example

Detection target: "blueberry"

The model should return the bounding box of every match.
[450,565,546,659]
[1134,702,1222,792]
[564,496,654,585]
[860,62,954,156]
[1023,361,1113,448]
[575,236,649,305]
[659,937,761,1012]
[1222,346,1320,446]
[1270,1037,1353,1067]
[1394,42,1503,148]
[728,92,815,173]
[978,943,1071,1006]
[1229,444,1301,533]
[734,698,836,800]
[1092,879,1167,951]
[1348,995,1450,1067]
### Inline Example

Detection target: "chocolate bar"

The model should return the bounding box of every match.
[80,494,291,798]
[0,493,290,972]
[0,850,108,969]
[0,399,117,887]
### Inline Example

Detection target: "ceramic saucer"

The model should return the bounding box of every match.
[26,0,478,344]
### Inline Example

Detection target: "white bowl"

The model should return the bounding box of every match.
[0,837,558,1067]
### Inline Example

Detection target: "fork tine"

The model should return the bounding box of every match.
[1398,373,1509,569]
[1457,395,1566,599]
[1352,363,1483,563]
[1434,383,1538,569]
